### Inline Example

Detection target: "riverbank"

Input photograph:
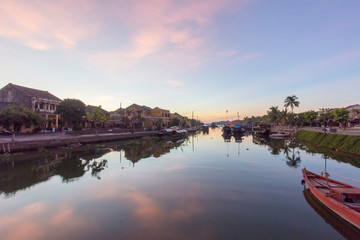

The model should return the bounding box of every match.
[295,130,360,155]
[0,127,199,154]
[0,131,156,154]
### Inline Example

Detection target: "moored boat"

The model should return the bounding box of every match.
[302,168,360,229]
[233,125,244,134]
[303,188,360,239]
[252,122,271,135]
[269,132,290,139]
[222,124,232,134]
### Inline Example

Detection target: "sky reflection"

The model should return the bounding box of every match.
[0,129,359,239]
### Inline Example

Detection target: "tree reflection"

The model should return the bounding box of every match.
[252,135,302,168]
[284,139,301,168]
[0,136,189,197]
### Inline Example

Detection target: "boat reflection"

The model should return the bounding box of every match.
[222,133,231,142]
[303,188,360,240]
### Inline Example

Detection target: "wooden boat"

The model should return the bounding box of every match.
[303,188,360,240]
[302,168,360,229]
[252,122,271,135]
[233,125,244,134]
[269,132,290,139]
[222,124,232,134]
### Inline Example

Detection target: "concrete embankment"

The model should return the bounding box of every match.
[0,127,200,154]
[0,131,157,154]
[295,130,360,155]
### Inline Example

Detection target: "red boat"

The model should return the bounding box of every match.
[302,168,360,229]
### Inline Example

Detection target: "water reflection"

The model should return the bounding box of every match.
[252,135,302,168]
[1,129,359,239]
[303,188,360,240]
[0,137,189,197]
[222,133,231,142]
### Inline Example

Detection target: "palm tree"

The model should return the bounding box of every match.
[284,95,300,113]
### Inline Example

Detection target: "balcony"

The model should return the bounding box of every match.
[37,109,55,114]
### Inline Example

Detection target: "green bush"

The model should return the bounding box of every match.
[72,123,82,131]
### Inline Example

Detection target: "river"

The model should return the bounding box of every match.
[0,128,359,240]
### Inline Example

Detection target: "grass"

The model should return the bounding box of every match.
[295,130,360,155]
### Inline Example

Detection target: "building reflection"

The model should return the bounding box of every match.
[0,137,189,197]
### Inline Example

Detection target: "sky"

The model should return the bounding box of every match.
[0,0,359,122]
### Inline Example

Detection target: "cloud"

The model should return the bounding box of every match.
[164,80,183,87]
[0,0,101,50]
[0,202,99,240]
[95,0,250,69]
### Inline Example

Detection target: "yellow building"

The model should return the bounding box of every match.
[124,104,152,129]
[150,107,170,128]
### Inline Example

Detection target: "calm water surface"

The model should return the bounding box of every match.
[1,128,360,240]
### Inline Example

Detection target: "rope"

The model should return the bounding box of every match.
[323,171,360,183]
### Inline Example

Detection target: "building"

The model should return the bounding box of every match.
[124,104,153,129]
[84,105,110,128]
[345,104,360,126]
[109,107,126,128]
[0,83,62,132]
[150,107,170,128]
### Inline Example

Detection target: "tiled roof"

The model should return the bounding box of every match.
[10,83,61,102]
[86,105,109,114]
[345,104,360,110]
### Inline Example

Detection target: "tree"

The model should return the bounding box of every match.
[304,110,318,127]
[169,117,180,127]
[278,109,289,126]
[318,108,333,127]
[284,95,300,113]
[0,104,44,140]
[267,106,280,126]
[86,107,108,134]
[333,108,349,128]
[55,99,85,129]
[295,112,306,127]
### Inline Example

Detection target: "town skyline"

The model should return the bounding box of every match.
[1,1,359,122]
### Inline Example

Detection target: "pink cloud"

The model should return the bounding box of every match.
[0,0,101,50]
[0,202,100,240]
[96,0,251,68]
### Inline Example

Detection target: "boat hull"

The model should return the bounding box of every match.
[302,168,360,229]
[303,188,360,239]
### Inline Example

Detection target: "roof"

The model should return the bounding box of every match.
[142,105,152,111]
[7,83,62,102]
[345,104,360,110]
[153,106,170,112]
[110,107,125,114]
[172,112,183,117]
[86,105,110,114]
[125,103,142,110]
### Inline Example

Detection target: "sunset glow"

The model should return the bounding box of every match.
[1,0,359,121]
